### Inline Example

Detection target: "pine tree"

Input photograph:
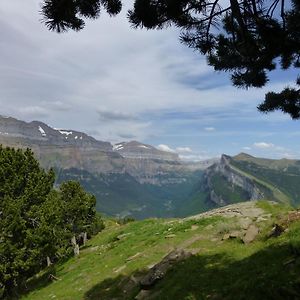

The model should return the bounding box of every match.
[0,147,104,297]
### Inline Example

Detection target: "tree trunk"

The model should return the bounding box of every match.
[83,232,87,246]
[46,256,52,267]
[71,236,77,247]
[74,244,80,256]
[71,235,80,256]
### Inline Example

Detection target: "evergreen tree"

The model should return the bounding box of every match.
[0,147,104,297]
[0,147,55,296]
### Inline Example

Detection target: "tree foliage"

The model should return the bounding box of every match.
[0,147,104,298]
[41,0,300,119]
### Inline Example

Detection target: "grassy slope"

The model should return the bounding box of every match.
[228,161,291,204]
[22,202,300,300]
[231,158,300,206]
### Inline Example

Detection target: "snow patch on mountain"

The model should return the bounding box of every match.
[38,126,46,137]
[58,130,73,136]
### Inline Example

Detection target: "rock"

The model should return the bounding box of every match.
[116,233,131,240]
[268,224,284,238]
[140,249,192,288]
[126,252,142,262]
[186,202,265,221]
[222,231,241,240]
[243,224,259,244]
[287,211,300,223]
[222,233,230,240]
[239,217,252,229]
[229,231,242,238]
[165,234,176,239]
[113,265,126,273]
[256,216,268,222]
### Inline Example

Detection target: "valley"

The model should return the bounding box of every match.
[1,115,300,219]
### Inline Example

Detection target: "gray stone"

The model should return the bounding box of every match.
[243,224,259,244]
[140,249,191,288]
[239,217,252,229]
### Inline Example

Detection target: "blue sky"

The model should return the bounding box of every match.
[0,0,299,160]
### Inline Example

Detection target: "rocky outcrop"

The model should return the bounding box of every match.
[203,155,264,206]
[242,224,259,244]
[0,116,112,149]
[113,141,179,161]
[140,249,192,289]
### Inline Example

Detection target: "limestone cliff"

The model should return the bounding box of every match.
[203,155,265,206]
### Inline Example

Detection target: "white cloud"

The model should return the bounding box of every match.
[242,146,251,151]
[97,108,137,122]
[253,142,275,149]
[157,144,175,153]
[204,127,216,132]
[157,145,194,154]
[0,0,299,159]
[18,106,49,119]
[176,147,192,153]
[179,153,217,161]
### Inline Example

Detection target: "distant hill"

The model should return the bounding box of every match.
[2,115,300,218]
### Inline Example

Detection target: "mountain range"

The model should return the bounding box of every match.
[1,115,299,218]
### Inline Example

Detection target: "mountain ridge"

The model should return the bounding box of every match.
[0,115,216,218]
[2,115,300,219]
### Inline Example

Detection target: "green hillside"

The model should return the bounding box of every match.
[21,201,300,300]
[56,168,209,219]
[231,155,300,206]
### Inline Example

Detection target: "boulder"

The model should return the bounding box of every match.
[222,231,242,240]
[243,224,259,244]
[140,249,191,288]
[239,217,252,230]
[268,224,285,238]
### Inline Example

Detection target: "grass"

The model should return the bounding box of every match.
[229,163,291,204]
[21,202,300,300]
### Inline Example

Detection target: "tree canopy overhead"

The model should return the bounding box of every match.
[41,0,300,119]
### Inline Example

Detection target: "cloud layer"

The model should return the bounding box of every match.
[0,0,299,160]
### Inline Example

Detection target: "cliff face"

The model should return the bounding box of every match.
[113,141,179,161]
[0,116,214,185]
[203,155,265,206]
[0,116,123,173]
[0,116,112,149]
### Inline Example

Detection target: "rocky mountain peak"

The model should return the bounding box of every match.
[113,140,179,161]
[0,115,112,150]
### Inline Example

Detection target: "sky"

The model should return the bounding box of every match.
[0,0,299,161]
